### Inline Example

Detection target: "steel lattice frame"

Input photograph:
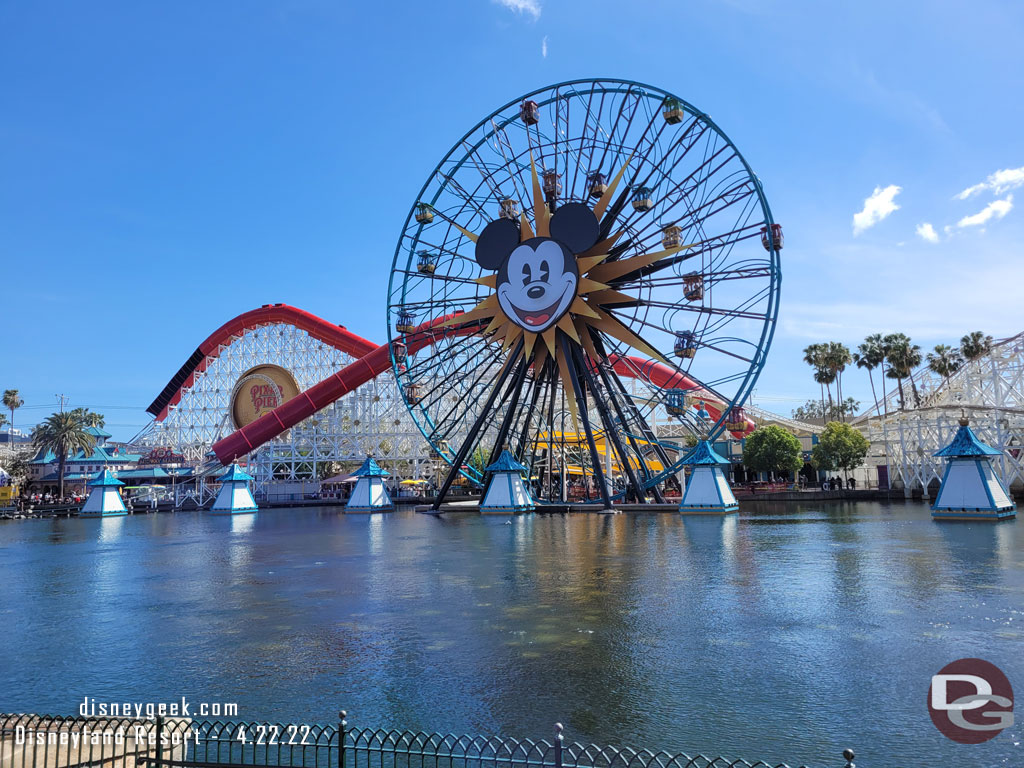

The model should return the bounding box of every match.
[388,79,780,504]
[861,332,1024,495]
[134,322,432,482]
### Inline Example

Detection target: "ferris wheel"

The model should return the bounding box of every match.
[386,79,781,507]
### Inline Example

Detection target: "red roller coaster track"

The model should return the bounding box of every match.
[147,304,753,466]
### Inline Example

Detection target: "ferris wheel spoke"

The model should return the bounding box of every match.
[391,80,779,504]
[425,349,509,438]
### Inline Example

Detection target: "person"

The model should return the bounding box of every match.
[833,476,843,491]
[849,477,856,490]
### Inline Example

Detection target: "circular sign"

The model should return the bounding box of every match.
[928,657,1014,743]
[230,365,300,429]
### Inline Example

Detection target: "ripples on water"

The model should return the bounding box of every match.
[1,502,1021,767]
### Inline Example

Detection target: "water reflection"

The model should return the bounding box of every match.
[0,503,1020,768]
[98,515,125,542]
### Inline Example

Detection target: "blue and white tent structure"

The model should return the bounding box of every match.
[678,440,739,514]
[210,463,258,514]
[480,450,534,514]
[932,416,1016,520]
[80,469,128,517]
[346,457,394,513]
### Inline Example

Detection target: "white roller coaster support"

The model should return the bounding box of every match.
[130,322,433,490]
[860,332,1024,496]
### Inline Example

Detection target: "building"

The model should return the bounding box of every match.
[28,427,142,495]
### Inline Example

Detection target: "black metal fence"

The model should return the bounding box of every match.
[0,713,855,768]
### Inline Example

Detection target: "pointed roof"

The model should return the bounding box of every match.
[485,450,527,474]
[934,419,1001,458]
[681,439,731,466]
[88,468,124,487]
[353,457,389,477]
[217,463,254,483]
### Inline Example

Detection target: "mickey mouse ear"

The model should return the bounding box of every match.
[549,203,599,254]
[475,218,520,270]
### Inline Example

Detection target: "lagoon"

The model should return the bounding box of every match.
[0,503,1020,767]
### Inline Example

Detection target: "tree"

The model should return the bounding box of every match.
[742,425,803,477]
[960,331,994,362]
[69,407,105,428]
[810,422,870,479]
[3,389,23,447]
[852,334,885,415]
[883,333,922,409]
[837,397,861,420]
[927,344,963,386]
[32,411,96,498]
[792,399,826,421]
[803,344,829,420]
[824,342,852,420]
[4,451,30,486]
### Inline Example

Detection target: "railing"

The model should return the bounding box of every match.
[0,713,856,768]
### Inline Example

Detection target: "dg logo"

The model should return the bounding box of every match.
[928,658,1014,744]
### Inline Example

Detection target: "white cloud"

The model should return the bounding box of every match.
[493,0,541,20]
[956,166,1024,200]
[957,194,1013,228]
[852,185,901,235]
[781,243,1024,341]
[541,35,548,57]
[915,222,939,243]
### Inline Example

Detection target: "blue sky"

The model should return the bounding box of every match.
[3,0,1023,439]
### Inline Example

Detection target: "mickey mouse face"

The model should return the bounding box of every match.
[475,202,600,334]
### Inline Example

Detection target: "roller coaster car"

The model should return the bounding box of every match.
[663,98,686,125]
[520,100,539,125]
[415,203,434,224]
[761,223,783,251]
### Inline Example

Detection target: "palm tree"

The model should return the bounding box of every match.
[32,411,96,499]
[853,334,885,415]
[803,344,829,421]
[927,344,963,387]
[69,407,105,428]
[814,367,837,422]
[960,331,994,362]
[3,389,23,446]
[885,334,922,409]
[824,342,852,420]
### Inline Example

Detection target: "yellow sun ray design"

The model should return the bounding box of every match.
[439,154,683,429]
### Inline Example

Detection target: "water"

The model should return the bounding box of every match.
[1,503,1021,767]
